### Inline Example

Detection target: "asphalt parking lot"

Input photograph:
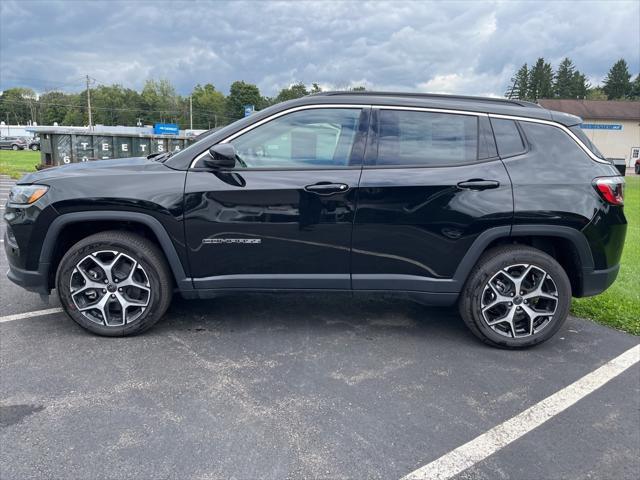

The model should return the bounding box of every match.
[1,174,639,480]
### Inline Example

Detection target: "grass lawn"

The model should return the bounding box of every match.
[572,174,639,335]
[0,150,41,179]
[1,147,638,333]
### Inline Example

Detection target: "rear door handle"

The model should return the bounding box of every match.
[304,183,349,195]
[456,179,500,191]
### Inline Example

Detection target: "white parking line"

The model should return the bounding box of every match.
[0,307,64,323]
[400,343,640,480]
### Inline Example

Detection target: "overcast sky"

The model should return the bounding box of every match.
[1,0,638,97]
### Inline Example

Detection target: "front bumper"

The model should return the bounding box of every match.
[579,264,620,297]
[4,230,50,294]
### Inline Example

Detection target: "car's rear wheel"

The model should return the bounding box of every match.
[56,231,173,336]
[459,245,571,348]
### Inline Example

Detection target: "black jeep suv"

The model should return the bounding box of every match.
[4,92,626,348]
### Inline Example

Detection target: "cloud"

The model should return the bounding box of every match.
[1,0,638,97]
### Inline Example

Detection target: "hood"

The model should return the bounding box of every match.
[18,157,161,184]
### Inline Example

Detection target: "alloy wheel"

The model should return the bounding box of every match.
[480,263,559,338]
[69,250,151,326]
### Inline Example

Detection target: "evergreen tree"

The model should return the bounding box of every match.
[554,58,575,98]
[630,74,640,100]
[570,72,590,99]
[528,58,554,100]
[514,64,530,100]
[602,59,632,99]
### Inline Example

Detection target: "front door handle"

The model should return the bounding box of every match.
[304,182,349,195]
[456,179,500,191]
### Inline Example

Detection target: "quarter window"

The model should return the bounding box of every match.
[230,108,362,169]
[375,110,478,166]
[490,118,526,158]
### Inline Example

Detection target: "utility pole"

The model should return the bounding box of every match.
[86,75,93,130]
[189,96,193,130]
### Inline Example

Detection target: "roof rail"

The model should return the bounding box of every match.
[309,91,542,109]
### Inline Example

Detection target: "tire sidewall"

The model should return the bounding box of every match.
[57,237,169,336]
[463,248,571,348]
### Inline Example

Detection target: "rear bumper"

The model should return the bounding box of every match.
[579,264,620,297]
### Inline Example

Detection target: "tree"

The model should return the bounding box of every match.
[586,87,607,100]
[274,82,309,103]
[528,58,554,100]
[570,71,590,99]
[141,79,181,124]
[38,91,73,125]
[191,83,226,128]
[350,86,366,91]
[507,64,530,100]
[602,59,632,99]
[0,87,37,124]
[554,58,575,98]
[225,81,262,119]
[310,83,322,94]
[631,74,640,100]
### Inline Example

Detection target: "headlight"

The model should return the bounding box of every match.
[8,185,49,205]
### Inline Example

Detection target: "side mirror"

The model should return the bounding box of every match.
[204,144,236,169]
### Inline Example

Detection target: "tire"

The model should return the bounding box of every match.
[458,245,571,349]
[11,144,19,150]
[56,231,173,336]
[635,165,640,175]
[31,144,39,151]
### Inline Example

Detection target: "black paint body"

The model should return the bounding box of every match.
[4,93,626,304]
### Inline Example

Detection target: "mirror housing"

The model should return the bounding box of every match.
[204,144,236,169]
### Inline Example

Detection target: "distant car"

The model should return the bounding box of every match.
[28,137,40,151]
[0,136,28,150]
[635,158,640,175]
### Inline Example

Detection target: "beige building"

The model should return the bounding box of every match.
[539,99,640,167]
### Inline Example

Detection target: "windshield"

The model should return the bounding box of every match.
[570,125,605,159]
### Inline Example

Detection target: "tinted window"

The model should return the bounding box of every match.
[376,110,478,166]
[491,118,525,157]
[570,125,605,159]
[230,108,361,169]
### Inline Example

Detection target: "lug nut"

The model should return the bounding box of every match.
[118,288,123,292]
[104,279,109,284]
[114,278,119,283]
[508,302,513,306]
[520,291,524,295]
[102,289,106,293]
[510,293,515,297]
[111,294,116,298]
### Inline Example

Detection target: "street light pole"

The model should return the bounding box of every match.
[189,96,193,130]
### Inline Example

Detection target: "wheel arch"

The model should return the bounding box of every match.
[41,211,192,292]
[454,225,594,295]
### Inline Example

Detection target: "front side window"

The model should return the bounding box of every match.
[375,110,478,166]
[229,108,362,169]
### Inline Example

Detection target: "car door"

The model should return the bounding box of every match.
[184,106,369,290]
[351,107,513,295]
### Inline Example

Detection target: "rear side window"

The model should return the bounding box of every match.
[490,118,526,158]
[569,125,605,159]
[375,110,478,166]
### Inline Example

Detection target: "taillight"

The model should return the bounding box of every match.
[594,176,624,206]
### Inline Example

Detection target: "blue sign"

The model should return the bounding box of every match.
[243,105,255,117]
[580,123,622,131]
[153,123,179,135]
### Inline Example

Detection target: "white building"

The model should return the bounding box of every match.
[539,99,640,167]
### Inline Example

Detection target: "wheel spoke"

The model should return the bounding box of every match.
[480,262,559,339]
[70,249,151,327]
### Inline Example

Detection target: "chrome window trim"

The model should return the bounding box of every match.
[189,104,368,168]
[189,103,610,168]
[488,113,610,164]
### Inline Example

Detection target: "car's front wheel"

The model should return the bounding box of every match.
[11,144,19,150]
[459,245,571,348]
[56,231,173,336]
[30,144,39,151]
